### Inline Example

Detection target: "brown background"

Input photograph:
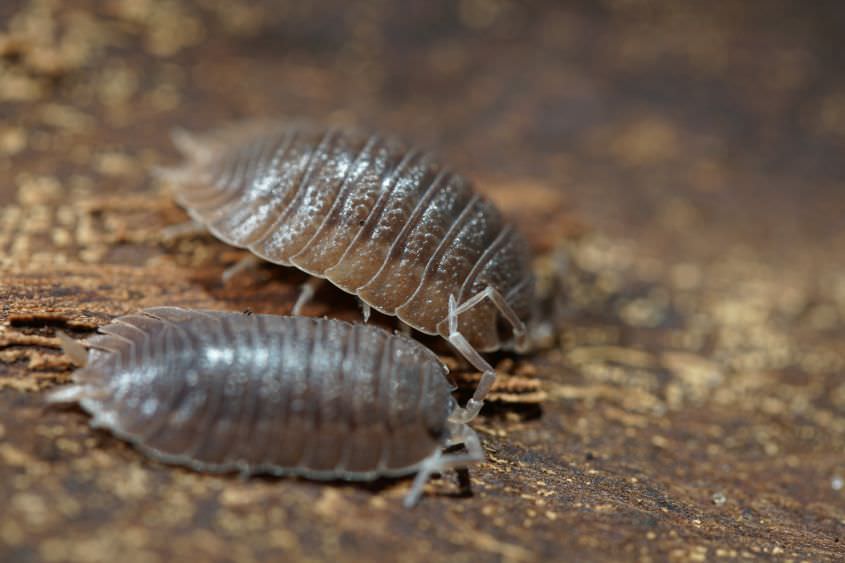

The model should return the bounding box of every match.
[1,1,844,561]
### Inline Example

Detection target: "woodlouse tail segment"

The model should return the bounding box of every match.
[46,384,91,404]
[57,331,88,367]
[48,360,110,404]
[153,128,216,189]
[171,128,214,163]
[159,220,208,243]
[403,422,484,508]
[151,163,194,186]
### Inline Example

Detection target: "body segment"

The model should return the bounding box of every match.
[163,121,534,353]
[51,308,482,505]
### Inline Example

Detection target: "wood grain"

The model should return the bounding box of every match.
[1,1,844,561]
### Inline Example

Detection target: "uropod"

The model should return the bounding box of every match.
[157,120,535,419]
[51,308,484,507]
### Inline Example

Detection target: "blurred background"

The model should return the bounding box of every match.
[2,0,844,260]
[1,1,844,561]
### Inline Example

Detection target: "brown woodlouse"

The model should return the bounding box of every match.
[157,120,535,419]
[50,308,484,507]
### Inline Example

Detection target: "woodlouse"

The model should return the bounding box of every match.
[51,307,484,507]
[157,120,536,419]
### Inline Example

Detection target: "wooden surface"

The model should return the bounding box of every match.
[1,1,844,561]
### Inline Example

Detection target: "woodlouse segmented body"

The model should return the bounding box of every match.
[51,308,484,507]
[160,120,535,354]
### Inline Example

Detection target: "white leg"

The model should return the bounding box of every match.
[403,424,484,508]
[222,254,261,285]
[446,295,496,422]
[404,452,443,508]
[445,286,529,421]
[159,220,207,242]
[292,277,324,315]
[451,285,527,350]
[360,300,371,323]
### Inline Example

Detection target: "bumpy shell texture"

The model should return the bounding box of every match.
[168,120,535,352]
[55,308,455,480]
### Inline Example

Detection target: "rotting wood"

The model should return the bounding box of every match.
[1,1,844,561]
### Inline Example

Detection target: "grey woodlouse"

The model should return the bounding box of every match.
[50,307,484,507]
[157,120,536,419]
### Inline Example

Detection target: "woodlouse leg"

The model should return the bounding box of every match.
[159,220,207,243]
[398,321,412,338]
[403,423,484,508]
[291,277,324,315]
[221,254,262,285]
[447,285,530,419]
[451,286,528,350]
[360,300,371,323]
[446,296,493,422]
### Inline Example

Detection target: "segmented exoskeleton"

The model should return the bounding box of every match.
[158,120,535,418]
[51,308,484,507]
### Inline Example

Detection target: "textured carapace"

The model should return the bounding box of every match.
[162,120,535,353]
[50,308,484,506]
